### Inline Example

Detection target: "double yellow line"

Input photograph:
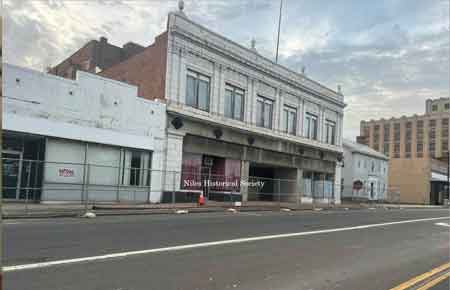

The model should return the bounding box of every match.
[390,262,450,290]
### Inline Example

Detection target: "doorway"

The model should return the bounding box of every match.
[2,150,23,200]
[370,182,374,199]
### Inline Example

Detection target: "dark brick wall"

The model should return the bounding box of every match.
[49,37,145,79]
[99,31,168,101]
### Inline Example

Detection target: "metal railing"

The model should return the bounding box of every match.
[340,184,400,205]
[2,158,339,215]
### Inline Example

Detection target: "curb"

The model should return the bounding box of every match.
[3,205,445,219]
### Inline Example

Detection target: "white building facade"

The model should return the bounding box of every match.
[162,10,346,204]
[2,64,166,202]
[341,140,389,201]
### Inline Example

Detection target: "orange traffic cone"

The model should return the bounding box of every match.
[198,194,205,206]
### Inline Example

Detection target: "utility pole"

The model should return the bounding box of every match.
[447,152,449,203]
[275,0,283,63]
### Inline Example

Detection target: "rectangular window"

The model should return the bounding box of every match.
[442,118,449,138]
[373,125,380,145]
[383,124,390,141]
[394,123,401,141]
[429,141,436,158]
[442,140,448,155]
[186,70,210,111]
[394,143,400,158]
[305,113,318,140]
[283,105,297,135]
[383,143,390,156]
[122,149,152,186]
[129,151,141,186]
[256,96,273,129]
[405,122,412,140]
[417,143,423,158]
[224,84,244,121]
[325,120,336,145]
[405,143,411,158]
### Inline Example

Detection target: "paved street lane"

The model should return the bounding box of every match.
[4,209,450,290]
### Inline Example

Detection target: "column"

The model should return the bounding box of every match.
[334,162,342,204]
[160,130,185,203]
[240,160,250,201]
[296,168,304,207]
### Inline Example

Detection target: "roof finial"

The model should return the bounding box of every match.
[178,0,184,12]
[301,65,306,75]
[337,85,342,94]
[251,38,257,52]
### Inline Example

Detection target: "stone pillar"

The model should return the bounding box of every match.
[334,162,342,204]
[163,130,185,196]
[296,168,304,207]
[240,160,250,201]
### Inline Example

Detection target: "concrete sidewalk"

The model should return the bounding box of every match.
[2,201,446,219]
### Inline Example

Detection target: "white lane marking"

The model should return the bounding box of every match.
[4,216,449,272]
[435,222,450,227]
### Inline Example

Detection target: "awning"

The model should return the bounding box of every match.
[3,113,155,151]
[431,172,448,182]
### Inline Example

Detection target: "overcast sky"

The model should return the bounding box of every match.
[4,0,450,139]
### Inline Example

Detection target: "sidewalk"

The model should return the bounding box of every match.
[2,201,446,219]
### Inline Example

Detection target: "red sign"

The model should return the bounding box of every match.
[58,168,75,177]
[353,180,363,190]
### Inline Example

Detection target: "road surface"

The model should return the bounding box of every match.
[4,208,450,290]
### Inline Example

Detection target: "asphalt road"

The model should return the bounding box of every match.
[3,208,450,290]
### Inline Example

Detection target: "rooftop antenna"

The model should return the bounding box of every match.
[275,0,283,63]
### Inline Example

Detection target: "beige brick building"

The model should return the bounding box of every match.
[357,98,450,204]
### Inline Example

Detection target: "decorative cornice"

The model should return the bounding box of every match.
[167,13,346,109]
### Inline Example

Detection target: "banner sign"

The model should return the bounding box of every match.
[182,178,265,191]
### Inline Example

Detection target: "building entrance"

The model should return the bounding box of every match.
[2,150,23,200]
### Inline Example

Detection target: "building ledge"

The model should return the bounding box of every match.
[167,101,342,154]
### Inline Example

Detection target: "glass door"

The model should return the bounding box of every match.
[2,150,23,200]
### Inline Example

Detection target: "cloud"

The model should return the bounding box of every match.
[3,0,449,140]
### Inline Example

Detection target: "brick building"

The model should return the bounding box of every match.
[97,3,346,204]
[49,37,145,79]
[357,98,450,204]
[426,98,450,114]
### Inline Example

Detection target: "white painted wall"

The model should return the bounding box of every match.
[342,150,389,200]
[3,64,167,202]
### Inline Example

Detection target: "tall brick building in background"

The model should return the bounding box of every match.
[357,98,450,204]
[48,37,145,79]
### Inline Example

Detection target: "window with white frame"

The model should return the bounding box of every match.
[224,84,244,121]
[186,70,210,111]
[121,149,152,186]
[283,105,297,135]
[304,113,318,140]
[256,96,273,129]
[325,120,336,145]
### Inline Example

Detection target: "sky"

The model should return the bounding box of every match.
[3,0,450,139]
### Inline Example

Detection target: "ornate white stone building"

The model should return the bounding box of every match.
[100,3,346,204]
